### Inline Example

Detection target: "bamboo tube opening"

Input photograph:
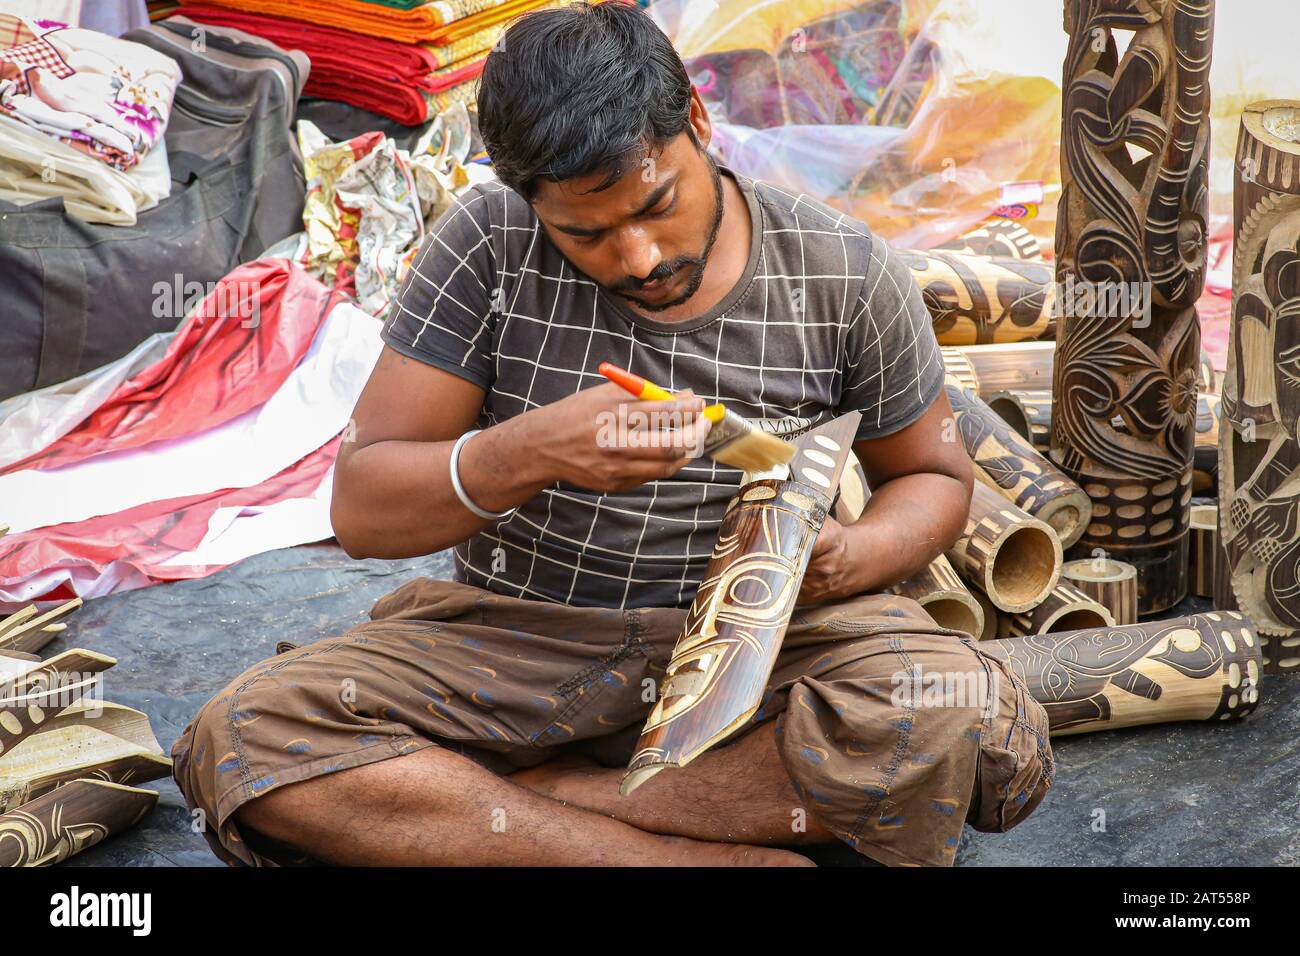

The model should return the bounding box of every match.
[1262,105,1300,142]
[923,598,981,637]
[1040,503,1083,545]
[990,525,1058,609]
[1064,558,1127,583]
[989,396,1031,437]
[1051,607,1110,632]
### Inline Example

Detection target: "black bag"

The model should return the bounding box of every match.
[0,20,308,400]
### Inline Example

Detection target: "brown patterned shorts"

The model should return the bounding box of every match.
[171,578,1054,866]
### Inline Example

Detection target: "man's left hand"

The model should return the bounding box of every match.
[798,517,863,606]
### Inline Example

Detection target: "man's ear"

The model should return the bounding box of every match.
[688,86,712,150]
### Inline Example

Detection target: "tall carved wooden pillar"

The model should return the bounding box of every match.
[1219,100,1300,673]
[1051,0,1213,614]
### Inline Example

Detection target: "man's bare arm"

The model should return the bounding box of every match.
[331,347,710,559]
[799,391,973,603]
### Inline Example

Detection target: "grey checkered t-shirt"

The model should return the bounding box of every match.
[382,169,943,609]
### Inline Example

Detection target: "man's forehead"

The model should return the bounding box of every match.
[531,138,686,222]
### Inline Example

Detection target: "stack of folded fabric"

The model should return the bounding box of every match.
[0,13,180,222]
[176,0,563,125]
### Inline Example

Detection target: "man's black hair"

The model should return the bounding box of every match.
[477,1,694,200]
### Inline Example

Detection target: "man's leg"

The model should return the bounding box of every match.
[512,722,836,846]
[235,742,812,866]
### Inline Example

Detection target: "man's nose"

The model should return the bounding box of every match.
[614,226,661,281]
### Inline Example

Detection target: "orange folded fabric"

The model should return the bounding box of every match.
[179,0,551,45]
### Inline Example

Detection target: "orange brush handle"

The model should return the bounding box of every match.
[598,362,674,401]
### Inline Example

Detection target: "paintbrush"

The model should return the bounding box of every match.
[597,362,795,472]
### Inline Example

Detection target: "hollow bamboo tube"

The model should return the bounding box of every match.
[948,379,1091,548]
[996,580,1114,639]
[941,342,1055,400]
[1188,504,1218,600]
[989,388,1053,453]
[899,248,1055,346]
[1059,558,1138,626]
[946,477,1062,614]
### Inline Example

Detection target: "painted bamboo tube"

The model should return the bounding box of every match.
[1052,0,1213,615]
[941,342,1055,400]
[984,611,1262,736]
[1188,504,1218,599]
[931,220,1042,261]
[0,778,158,867]
[946,478,1062,614]
[833,455,984,639]
[989,387,1053,453]
[899,248,1055,346]
[622,413,862,794]
[996,581,1114,639]
[1059,558,1138,626]
[1220,102,1300,656]
[947,379,1091,548]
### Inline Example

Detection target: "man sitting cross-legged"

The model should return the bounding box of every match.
[171,1,1053,867]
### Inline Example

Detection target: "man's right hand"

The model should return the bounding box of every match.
[493,382,712,495]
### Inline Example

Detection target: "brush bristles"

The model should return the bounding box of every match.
[711,428,795,472]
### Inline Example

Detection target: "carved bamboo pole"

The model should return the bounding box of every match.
[996,580,1114,639]
[947,378,1092,548]
[932,220,1042,260]
[1220,100,1300,658]
[1188,504,1218,599]
[1060,557,1138,626]
[833,456,983,638]
[941,342,1055,400]
[1052,0,1213,615]
[989,387,1053,453]
[946,477,1062,614]
[622,414,861,794]
[0,598,81,656]
[899,248,1055,345]
[985,611,1262,736]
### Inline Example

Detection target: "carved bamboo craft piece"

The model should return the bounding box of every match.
[946,477,1062,614]
[0,649,115,760]
[1188,504,1218,599]
[0,701,170,814]
[0,598,82,656]
[1060,557,1138,626]
[974,589,998,641]
[985,611,1261,736]
[932,220,1042,260]
[941,342,1055,400]
[989,388,1053,453]
[899,249,1055,346]
[996,581,1115,639]
[1051,0,1212,615]
[947,378,1092,548]
[1220,100,1300,653]
[0,778,157,867]
[832,456,983,638]
[621,413,861,795]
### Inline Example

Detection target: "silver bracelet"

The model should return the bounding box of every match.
[449,429,517,521]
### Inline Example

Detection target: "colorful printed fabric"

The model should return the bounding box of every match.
[0,14,180,171]
[178,0,551,45]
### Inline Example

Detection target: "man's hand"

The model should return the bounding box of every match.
[516,382,712,494]
[798,517,859,606]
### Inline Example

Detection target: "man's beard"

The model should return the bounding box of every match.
[610,154,725,313]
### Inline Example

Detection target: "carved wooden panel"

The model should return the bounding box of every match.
[1219,100,1300,671]
[0,778,157,867]
[986,610,1261,736]
[1052,0,1213,615]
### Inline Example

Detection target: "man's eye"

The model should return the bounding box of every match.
[648,195,677,218]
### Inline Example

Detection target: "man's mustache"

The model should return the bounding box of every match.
[611,255,705,292]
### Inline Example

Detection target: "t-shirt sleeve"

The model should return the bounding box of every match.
[381,187,499,389]
[839,232,945,442]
